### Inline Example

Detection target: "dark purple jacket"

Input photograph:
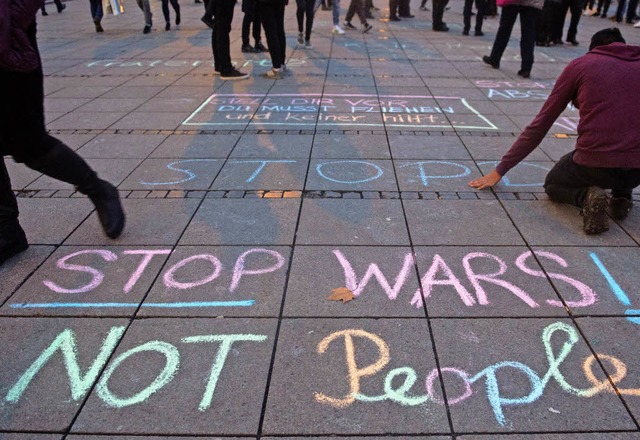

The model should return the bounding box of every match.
[0,0,44,72]
[496,43,640,176]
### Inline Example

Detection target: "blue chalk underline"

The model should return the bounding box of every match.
[10,300,255,309]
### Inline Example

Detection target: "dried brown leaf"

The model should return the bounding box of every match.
[328,287,354,303]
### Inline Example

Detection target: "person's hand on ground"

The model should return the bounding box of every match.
[468,169,502,189]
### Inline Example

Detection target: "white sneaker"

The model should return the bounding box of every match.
[333,24,345,34]
[635,20,640,27]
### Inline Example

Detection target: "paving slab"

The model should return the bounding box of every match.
[312,134,391,159]
[0,317,128,431]
[430,318,637,433]
[17,198,94,245]
[307,159,399,191]
[0,246,55,304]
[119,158,223,190]
[71,318,277,435]
[149,134,240,158]
[76,134,168,159]
[284,246,424,317]
[230,134,313,159]
[140,246,290,317]
[210,158,307,190]
[262,318,450,435]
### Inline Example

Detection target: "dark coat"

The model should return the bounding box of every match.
[0,0,44,72]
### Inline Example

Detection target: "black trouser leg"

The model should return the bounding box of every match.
[0,159,19,225]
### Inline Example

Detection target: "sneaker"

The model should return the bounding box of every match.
[363,23,373,32]
[220,68,249,80]
[581,186,609,234]
[0,223,29,267]
[304,40,313,48]
[610,197,633,220]
[57,3,66,12]
[482,55,499,69]
[344,21,357,29]
[94,19,104,32]
[333,24,345,34]
[298,32,304,45]
[432,24,449,31]
[517,69,530,78]
[389,15,401,21]
[474,30,484,36]
[254,41,268,51]
[635,20,640,27]
[165,22,171,30]
[143,25,152,34]
[175,13,181,25]
[266,67,283,79]
[242,44,258,53]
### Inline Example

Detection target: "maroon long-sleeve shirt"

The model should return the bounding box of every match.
[496,43,640,176]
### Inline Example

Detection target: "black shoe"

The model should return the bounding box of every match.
[399,13,414,17]
[552,39,564,45]
[389,15,401,21]
[220,68,249,80]
[94,18,104,32]
[242,44,258,53]
[462,28,469,35]
[344,21,357,29]
[143,25,152,34]
[517,69,530,78]
[363,23,373,32]
[482,55,499,69]
[581,186,609,234]
[201,15,215,28]
[567,39,579,46]
[0,223,29,267]
[474,30,484,36]
[165,22,171,30]
[86,180,126,239]
[254,41,267,52]
[432,24,449,31]
[610,197,633,220]
[175,13,181,25]
[57,3,66,12]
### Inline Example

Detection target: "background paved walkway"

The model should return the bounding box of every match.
[2,0,640,437]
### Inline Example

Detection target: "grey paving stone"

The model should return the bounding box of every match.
[0,435,62,440]
[6,160,43,189]
[296,199,410,245]
[307,159,399,191]
[26,159,141,190]
[211,159,307,190]
[412,246,570,318]
[3,246,170,317]
[312,134,391,159]
[149,135,240,159]
[0,317,129,431]
[0,246,55,304]
[459,135,551,162]
[17,198,94,245]
[284,246,424,317]
[76,134,167,159]
[263,319,450,435]
[577,318,640,424]
[501,200,636,246]
[477,161,553,193]
[230,134,313,159]
[396,160,482,192]
[388,134,471,160]
[64,198,201,246]
[119,158,223,191]
[459,434,640,439]
[46,111,129,130]
[430,318,636,433]
[72,318,277,435]
[180,198,299,246]
[404,200,524,246]
[140,246,290,317]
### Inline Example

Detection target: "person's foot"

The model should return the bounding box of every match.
[242,44,258,53]
[87,179,125,239]
[474,30,484,36]
[432,24,449,31]
[344,21,357,29]
[94,18,104,32]
[567,39,579,45]
[254,41,268,51]
[265,67,283,79]
[389,15,401,21]
[298,32,304,45]
[610,197,633,220]
[0,223,29,267]
[581,186,609,235]
[304,40,313,48]
[482,55,499,69]
[601,13,607,18]
[165,22,171,30]
[201,15,215,28]
[363,22,373,32]
[333,24,345,34]
[552,38,563,45]
[143,25,152,34]
[57,3,66,12]
[517,69,530,78]
[399,13,414,17]
[635,20,640,27]
[462,28,469,35]
[220,68,250,80]
[175,13,181,25]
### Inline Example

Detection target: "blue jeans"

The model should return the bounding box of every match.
[488,4,537,72]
